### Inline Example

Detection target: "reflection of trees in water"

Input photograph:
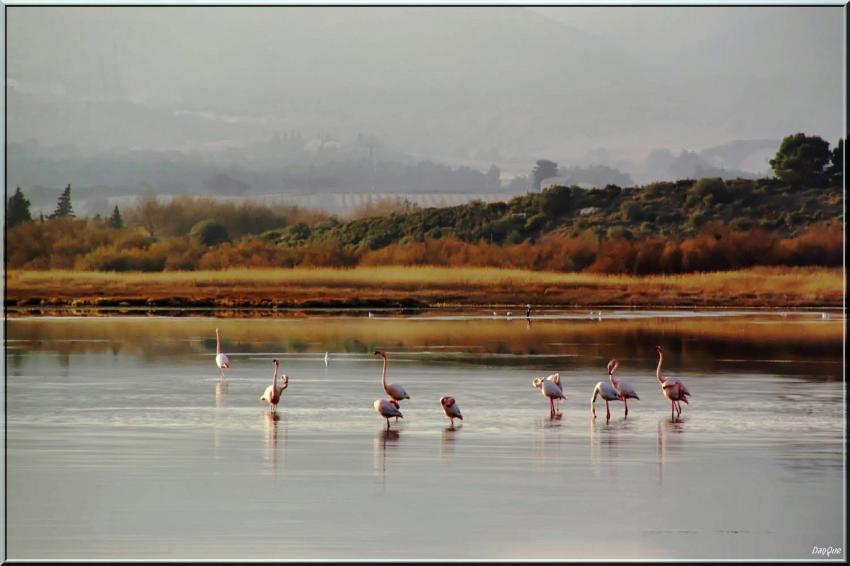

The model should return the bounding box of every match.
[7,317,842,379]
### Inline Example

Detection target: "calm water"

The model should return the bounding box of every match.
[3,311,846,560]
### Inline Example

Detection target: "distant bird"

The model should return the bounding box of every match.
[375,350,410,404]
[260,359,289,412]
[655,346,691,421]
[374,398,403,429]
[821,312,830,320]
[591,379,620,421]
[215,328,230,378]
[492,311,498,319]
[440,396,463,427]
[324,352,329,366]
[368,311,374,318]
[533,376,567,418]
[506,311,513,319]
[526,304,532,319]
[608,358,640,417]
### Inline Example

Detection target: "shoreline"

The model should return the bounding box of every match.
[5,266,843,313]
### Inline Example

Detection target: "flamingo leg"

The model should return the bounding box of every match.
[386,418,390,430]
[671,400,676,421]
[624,398,629,417]
[549,397,554,417]
[605,400,610,421]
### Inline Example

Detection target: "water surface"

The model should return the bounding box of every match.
[4,311,845,559]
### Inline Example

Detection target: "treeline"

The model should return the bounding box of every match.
[5,213,842,274]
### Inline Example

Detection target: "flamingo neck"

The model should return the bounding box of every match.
[656,352,665,383]
[381,357,388,390]
[272,364,278,387]
[216,331,221,354]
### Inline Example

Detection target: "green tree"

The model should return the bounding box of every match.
[6,186,32,227]
[769,133,831,186]
[827,138,844,187]
[50,184,75,218]
[190,219,230,246]
[109,205,124,229]
[531,159,559,191]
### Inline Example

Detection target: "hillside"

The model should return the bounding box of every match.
[263,178,843,250]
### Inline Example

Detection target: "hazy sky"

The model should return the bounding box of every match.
[6,6,845,169]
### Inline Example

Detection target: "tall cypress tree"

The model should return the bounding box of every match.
[6,186,33,227]
[51,184,75,218]
[109,205,124,229]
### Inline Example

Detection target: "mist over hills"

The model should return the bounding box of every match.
[5,7,841,215]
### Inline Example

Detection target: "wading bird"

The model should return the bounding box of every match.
[375,350,410,405]
[324,352,329,366]
[608,358,640,417]
[526,304,532,318]
[440,396,463,427]
[533,376,566,418]
[215,328,230,378]
[655,346,691,421]
[374,398,403,429]
[260,359,289,412]
[591,378,620,421]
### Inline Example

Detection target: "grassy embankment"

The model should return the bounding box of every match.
[5,266,843,310]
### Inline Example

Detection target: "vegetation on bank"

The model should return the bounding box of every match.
[4,133,844,276]
[5,267,844,309]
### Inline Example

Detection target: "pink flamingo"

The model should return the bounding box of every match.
[440,396,463,427]
[374,398,403,429]
[375,350,410,402]
[533,376,566,418]
[608,358,640,417]
[655,346,691,421]
[215,328,230,378]
[260,359,289,412]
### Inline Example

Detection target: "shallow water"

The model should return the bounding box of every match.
[4,311,846,559]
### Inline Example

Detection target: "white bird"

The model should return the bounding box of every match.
[374,398,403,429]
[260,359,289,412]
[215,328,230,378]
[368,311,374,318]
[492,311,498,319]
[533,376,566,417]
[375,350,410,406]
[324,352,329,366]
[440,396,463,427]
[821,312,830,320]
[592,378,620,422]
[506,311,513,319]
[655,345,692,421]
[545,372,564,410]
[608,358,640,417]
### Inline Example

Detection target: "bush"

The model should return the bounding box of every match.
[190,220,231,246]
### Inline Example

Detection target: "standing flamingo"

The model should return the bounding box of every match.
[533,376,566,417]
[440,396,463,427]
[591,379,620,421]
[215,328,230,378]
[655,346,691,420]
[545,373,564,410]
[375,351,410,402]
[260,359,289,412]
[374,398,403,429]
[608,358,640,417]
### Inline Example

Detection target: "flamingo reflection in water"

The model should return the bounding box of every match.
[373,428,400,489]
[264,411,288,479]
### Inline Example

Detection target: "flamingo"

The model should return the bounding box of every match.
[608,358,640,417]
[545,372,564,410]
[440,396,463,427]
[526,304,532,319]
[260,359,289,412]
[506,311,513,319]
[324,352,329,366]
[375,350,410,404]
[591,379,620,421]
[215,328,230,378]
[655,346,691,421]
[533,376,566,417]
[374,398,403,429]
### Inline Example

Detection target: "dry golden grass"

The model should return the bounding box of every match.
[5,266,844,308]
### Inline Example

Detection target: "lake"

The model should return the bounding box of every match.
[3,310,845,560]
